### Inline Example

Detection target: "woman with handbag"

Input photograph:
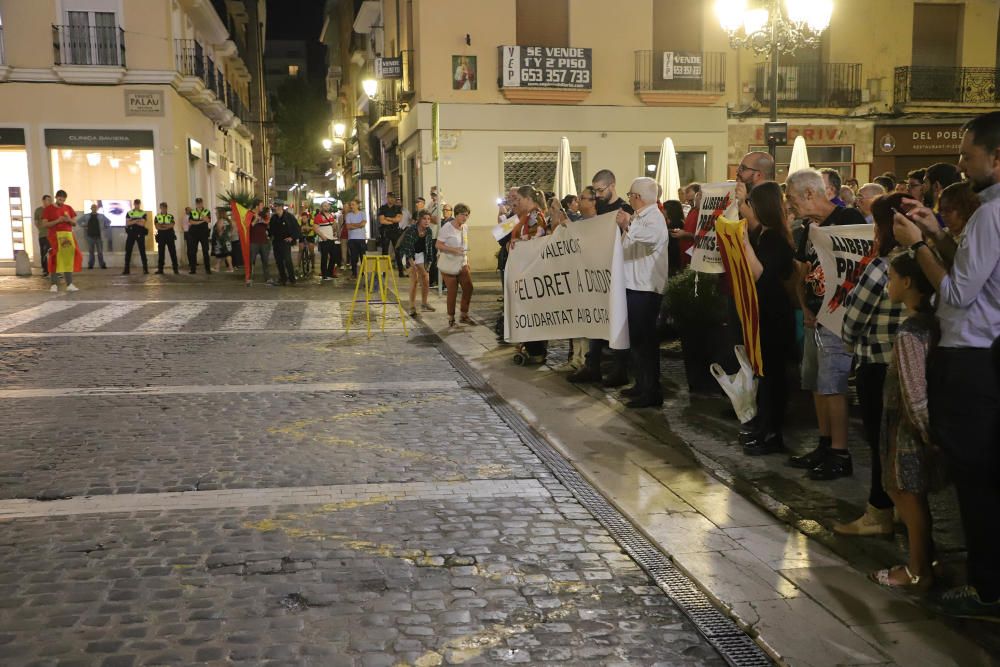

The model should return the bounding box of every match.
[399,210,436,316]
[436,203,473,327]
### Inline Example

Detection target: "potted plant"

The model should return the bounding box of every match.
[664,269,728,393]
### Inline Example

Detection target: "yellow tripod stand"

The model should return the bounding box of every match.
[344,254,409,336]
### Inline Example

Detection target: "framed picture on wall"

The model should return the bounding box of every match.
[452,55,477,91]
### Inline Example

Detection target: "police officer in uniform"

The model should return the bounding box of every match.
[154,202,179,274]
[187,197,212,274]
[123,198,149,275]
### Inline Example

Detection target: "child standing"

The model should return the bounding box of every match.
[869,251,942,590]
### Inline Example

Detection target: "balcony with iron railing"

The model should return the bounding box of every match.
[753,62,862,108]
[634,50,725,105]
[894,66,1000,108]
[53,24,126,67]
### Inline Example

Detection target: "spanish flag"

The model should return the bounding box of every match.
[715,216,764,376]
[230,201,254,282]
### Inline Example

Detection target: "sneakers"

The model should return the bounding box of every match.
[808,450,853,480]
[322,277,334,281]
[66,284,79,292]
[833,503,893,536]
[937,586,1000,622]
[49,284,59,292]
[420,303,436,312]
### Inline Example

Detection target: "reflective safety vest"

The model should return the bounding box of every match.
[155,213,174,225]
[189,208,210,223]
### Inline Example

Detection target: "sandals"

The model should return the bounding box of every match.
[869,564,932,592]
[448,317,456,327]
[459,314,473,324]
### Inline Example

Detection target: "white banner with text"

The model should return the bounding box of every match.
[810,224,876,334]
[690,182,737,274]
[503,213,629,349]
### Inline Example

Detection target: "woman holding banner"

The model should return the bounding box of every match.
[834,193,907,537]
[738,182,795,456]
[509,186,550,363]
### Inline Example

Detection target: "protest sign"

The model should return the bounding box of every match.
[503,212,629,349]
[809,224,876,333]
[690,182,736,274]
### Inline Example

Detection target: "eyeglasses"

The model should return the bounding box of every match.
[737,163,760,174]
[593,185,610,194]
[626,192,640,199]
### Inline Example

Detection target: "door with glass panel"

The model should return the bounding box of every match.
[66,11,119,66]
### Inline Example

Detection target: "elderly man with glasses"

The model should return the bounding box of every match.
[614,177,670,409]
[855,183,886,224]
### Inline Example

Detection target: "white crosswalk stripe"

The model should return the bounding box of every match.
[298,301,343,330]
[135,302,210,331]
[50,302,147,332]
[220,301,278,330]
[0,301,79,332]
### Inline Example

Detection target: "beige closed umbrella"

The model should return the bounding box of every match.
[788,135,811,174]
[655,137,681,202]
[553,136,577,200]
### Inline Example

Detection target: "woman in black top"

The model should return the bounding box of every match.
[739,181,796,455]
[398,210,436,316]
[662,200,685,276]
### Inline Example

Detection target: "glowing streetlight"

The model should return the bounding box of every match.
[333,122,346,139]
[361,78,377,99]
[322,138,333,151]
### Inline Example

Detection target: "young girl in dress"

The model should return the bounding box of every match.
[869,250,942,590]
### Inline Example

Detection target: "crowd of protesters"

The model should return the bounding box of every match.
[488,111,1000,621]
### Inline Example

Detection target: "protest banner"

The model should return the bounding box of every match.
[809,224,876,334]
[690,182,736,274]
[503,212,629,348]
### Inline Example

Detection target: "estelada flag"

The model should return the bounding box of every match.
[230,201,254,281]
[715,216,764,376]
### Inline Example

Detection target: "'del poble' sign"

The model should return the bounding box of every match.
[500,46,592,89]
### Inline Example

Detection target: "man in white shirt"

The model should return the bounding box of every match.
[617,177,670,408]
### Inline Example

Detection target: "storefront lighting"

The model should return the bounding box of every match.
[362,78,377,99]
[86,153,102,167]
[61,149,74,159]
[109,157,121,169]
[333,122,346,139]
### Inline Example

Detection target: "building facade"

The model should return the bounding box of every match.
[0,0,268,266]
[324,0,1000,271]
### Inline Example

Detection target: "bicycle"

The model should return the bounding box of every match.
[297,239,315,279]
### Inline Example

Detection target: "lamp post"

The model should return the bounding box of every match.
[715,0,833,157]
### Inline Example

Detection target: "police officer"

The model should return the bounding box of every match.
[187,197,212,274]
[154,202,179,274]
[123,198,149,275]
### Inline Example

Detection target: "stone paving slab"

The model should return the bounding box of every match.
[0,390,546,499]
[0,492,725,666]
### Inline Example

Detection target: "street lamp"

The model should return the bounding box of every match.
[361,78,377,99]
[322,138,333,151]
[715,0,833,156]
[333,122,346,139]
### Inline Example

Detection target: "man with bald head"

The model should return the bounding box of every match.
[735,151,775,203]
[855,183,886,224]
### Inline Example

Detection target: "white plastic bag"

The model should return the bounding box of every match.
[710,346,758,425]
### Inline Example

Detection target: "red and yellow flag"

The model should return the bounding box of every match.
[230,201,254,281]
[715,216,763,376]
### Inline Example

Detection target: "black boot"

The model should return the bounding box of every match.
[808,450,853,480]
[601,371,629,388]
[787,437,831,469]
[744,433,784,456]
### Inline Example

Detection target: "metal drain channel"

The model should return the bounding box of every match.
[432,336,773,667]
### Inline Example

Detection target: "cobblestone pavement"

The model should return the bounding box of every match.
[0,276,726,666]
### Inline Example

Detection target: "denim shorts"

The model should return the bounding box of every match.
[801,323,852,395]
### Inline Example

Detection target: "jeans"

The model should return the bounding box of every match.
[249,243,270,282]
[85,235,106,268]
[379,224,403,274]
[319,239,337,278]
[626,289,663,399]
[348,239,367,276]
[50,272,73,286]
[124,232,148,271]
[187,225,211,272]
[272,240,295,283]
[38,236,51,274]
[928,347,1000,601]
[156,232,178,272]
[442,265,473,317]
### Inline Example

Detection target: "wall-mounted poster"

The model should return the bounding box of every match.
[453,55,477,90]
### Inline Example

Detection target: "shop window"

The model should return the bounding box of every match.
[642,151,707,193]
[502,151,582,194]
[49,148,156,226]
[749,144,854,182]
[0,150,30,260]
[288,64,299,77]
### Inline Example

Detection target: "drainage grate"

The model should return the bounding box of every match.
[432,337,774,667]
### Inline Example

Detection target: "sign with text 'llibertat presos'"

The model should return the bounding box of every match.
[690,182,737,274]
[500,46,592,89]
[810,224,876,335]
[503,213,629,348]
